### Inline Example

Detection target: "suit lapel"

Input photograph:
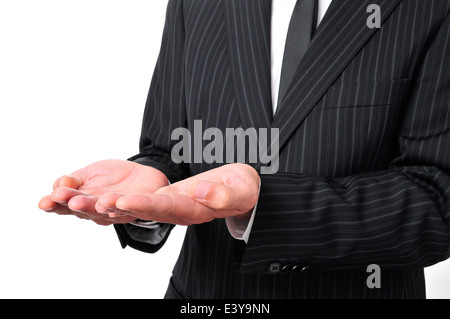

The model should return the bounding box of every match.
[270,0,403,155]
[224,0,273,130]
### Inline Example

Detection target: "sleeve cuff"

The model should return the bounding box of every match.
[225,180,261,244]
[129,220,161,229]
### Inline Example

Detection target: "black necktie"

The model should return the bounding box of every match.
[277,0,318,107]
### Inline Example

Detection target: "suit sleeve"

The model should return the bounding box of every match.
[236,11,450,275]
[114,0,189,253]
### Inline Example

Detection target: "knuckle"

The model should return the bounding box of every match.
[215,190,231,209]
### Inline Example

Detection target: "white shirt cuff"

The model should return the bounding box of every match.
[225,181,261,244]
[129,220,161,229]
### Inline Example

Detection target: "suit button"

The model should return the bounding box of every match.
[268,263,282,274]
[292,265,310,274]
[300,266,310,273]
[281,264,293,274]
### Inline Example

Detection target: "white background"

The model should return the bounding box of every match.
[0,0,448,299]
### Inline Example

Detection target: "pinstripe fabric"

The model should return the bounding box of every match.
[115,0,450,299]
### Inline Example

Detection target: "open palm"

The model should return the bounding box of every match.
[65,159,167,195]
[39,159,169,225]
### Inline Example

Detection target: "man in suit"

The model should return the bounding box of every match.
[39,0,450,299]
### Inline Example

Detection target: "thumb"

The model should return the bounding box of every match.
[192,181,233,210]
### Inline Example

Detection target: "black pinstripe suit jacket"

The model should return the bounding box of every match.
[114,0,450,299]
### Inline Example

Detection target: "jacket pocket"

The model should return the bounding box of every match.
[325,78,413,109]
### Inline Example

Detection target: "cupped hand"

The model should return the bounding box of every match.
[38,159,169,225]
[96,163,261,226]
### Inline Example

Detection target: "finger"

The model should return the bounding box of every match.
[40,194,128,225]
[39,195,86,216]
[53,175,84,190]
[39,195,72,214]
[39,195,57,211]
[96,193,125,215]
[51,187,89,205]
[67,195,98,215]
[115,193,216,225]
[67,195,125,224]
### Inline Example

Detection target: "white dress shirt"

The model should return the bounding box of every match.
[226,0,333,243]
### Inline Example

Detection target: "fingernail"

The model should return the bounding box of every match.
[194,182,212,200]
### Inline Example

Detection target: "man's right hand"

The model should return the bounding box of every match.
[38,159,169,226]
